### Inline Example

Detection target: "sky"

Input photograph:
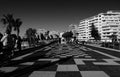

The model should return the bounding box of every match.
[0,0,120,36]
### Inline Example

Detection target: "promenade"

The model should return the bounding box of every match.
[0,42,120,77]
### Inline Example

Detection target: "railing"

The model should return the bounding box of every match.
[86,41,120,50]
[101,42,120,50]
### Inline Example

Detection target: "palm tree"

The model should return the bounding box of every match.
[13,18,22,37]
[1,14,14,34]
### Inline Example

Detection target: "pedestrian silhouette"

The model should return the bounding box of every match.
[1,30,14,58]
[16,36,22,51]
[0,33,3,53]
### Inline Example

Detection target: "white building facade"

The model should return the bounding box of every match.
[78,11,120,42]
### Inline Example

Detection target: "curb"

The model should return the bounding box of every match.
[85,44,120,52]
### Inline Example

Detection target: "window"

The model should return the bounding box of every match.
[102,20,106,22]
[110,25,118,27]
[102,26,109,28]
[102,29,110,31]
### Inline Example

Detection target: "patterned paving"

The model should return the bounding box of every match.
[0,43,120,77]
[45,44,90,58]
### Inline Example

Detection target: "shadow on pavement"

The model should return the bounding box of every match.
[0,41,57,66]
[0,56,72,77]
[1,49,51,67]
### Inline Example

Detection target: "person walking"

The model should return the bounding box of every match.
[1,31,14,58]
[16,36,22,51]
[0,33,3,53]
[58,37,61,44]
[10,34,17,55]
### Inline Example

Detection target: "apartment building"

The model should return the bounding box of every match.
[78,11,120,42]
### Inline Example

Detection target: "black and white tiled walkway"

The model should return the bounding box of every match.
[0,44,120,77]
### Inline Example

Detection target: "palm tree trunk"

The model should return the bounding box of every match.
[6,25,12,34]
[17,29,20,37]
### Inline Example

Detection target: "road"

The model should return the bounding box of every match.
[0,43,120,77]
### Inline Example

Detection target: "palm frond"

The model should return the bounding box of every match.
[1,18,7,25]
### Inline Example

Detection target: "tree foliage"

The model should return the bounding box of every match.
[26,28,37,46]
[1,14,22,36]
[1,14,14,34]
[62,31,73,38]
[108,33,117,42]
[90,23,101,40]
[13,18,22,37]
[62,31,73,43]
[40,33,46,40]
